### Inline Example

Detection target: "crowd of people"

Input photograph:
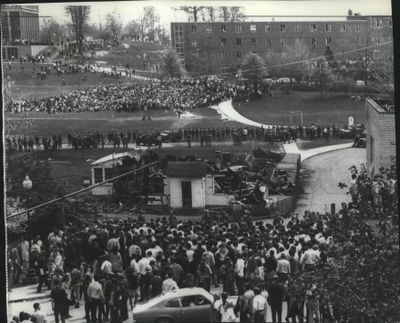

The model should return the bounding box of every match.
[8,206,345,323]
[5,78,236,114]
[6,123,362,153]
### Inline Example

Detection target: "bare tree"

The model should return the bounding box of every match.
[218,7,245,22]
[204,7,217,22]
[219,7,230,22]
[175,6,205,22]
[40,18,65,44]
[143,7,160,42]
[229,7,245,22]
[65,5,90,55]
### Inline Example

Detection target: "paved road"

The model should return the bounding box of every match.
[8,284,290,323]
[295,148,366,214]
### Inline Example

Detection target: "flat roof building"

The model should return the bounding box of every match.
[1,5,40,43]
[171,11,393,75]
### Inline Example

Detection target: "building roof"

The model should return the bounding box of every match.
[366,98,395,114]
[167,161,207,178]
[91,150,143,167]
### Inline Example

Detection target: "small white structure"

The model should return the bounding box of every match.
[356,80,365,87]
[164,161,234,209]
[91,151,143,195]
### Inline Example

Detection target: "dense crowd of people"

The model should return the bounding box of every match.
[9,208,343,323]
[5,78,237,113]
[6,123,363,153]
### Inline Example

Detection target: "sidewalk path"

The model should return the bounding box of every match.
[295,148,365,214]
[214,99,355,161]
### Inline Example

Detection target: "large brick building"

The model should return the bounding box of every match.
[365,98,396,176]
[171,11,393,75]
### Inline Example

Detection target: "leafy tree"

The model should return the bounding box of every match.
[175,6,205,22]
[242,53,268,95]
[266,43,311,81]
[311,57,333,98]
[6,153,69,239]
[124,19,141,41]
[160,49,186,79]
[105,11,123,41]
[324,46,334,61]
[65,5,91,55]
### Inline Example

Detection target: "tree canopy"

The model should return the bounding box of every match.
[160,49,186,79]
[242,53,268,94]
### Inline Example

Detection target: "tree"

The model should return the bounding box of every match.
[105,11,122,41]
[143,7,160,42]
[124,19,141,41]
[40,18,65,44]
[229,7,246,22]
[219,6,245,22]
[176,6,205,22]
[242,53,268,95]
[311,57,333,98]
[266,43,311,81]
[203,7,217,22]
[324,45,334,61]
[219,7,230,22]
[160,49,186,79]
[65,5,91,55]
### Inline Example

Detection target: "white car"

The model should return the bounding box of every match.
[132,287,235,323]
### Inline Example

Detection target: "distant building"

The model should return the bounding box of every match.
[171,11,393,75]
[1,5,41,60]
[1,5,39,42]
[365,98,396,176]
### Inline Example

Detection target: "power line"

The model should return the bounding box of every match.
[188,40,393,79]
[7,160,159,219]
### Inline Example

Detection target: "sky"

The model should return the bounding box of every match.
[31,0,393,28]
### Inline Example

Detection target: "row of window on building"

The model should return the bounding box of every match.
[187,22,380,34]
[189,35,388,48]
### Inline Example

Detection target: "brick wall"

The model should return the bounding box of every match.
[365,98,396,176]
[172,15,393,75]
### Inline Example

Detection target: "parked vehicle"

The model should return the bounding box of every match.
[132,287,235,323]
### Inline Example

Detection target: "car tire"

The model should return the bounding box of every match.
[156,318,173,323]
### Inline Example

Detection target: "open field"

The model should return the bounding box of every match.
[3,64,139,99]
[233,91,365,126]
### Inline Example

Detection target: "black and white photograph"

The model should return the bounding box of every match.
[2,0,399,322]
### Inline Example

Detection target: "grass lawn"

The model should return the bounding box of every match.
[233,91,365,126]
[297,138,354,150]
[100,41,164,68]
[5,108,242,137]
[4,65,139,99]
